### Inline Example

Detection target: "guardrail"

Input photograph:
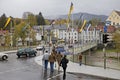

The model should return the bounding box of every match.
[68,43,97,54]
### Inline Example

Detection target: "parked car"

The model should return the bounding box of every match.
[16,48,37,58]
[0,52,8,60]
[36,45,44,51]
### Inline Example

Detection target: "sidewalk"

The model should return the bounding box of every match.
[35,55,120,80]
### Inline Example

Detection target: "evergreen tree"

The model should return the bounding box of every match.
[0,13,7,30]
[36,12,46,25]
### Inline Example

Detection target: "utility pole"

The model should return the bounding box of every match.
[103,43,107,69]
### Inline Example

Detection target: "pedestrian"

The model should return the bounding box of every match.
[48,52,56,72]
[42,50,50,71]
[60,55,69,80]
[42,46,45,54]
[52,49,57,58]
[56,52,63,71]
[79,53,82,66]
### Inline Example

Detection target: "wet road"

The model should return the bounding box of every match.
[0,52,115,80]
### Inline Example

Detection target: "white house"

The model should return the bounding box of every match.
[33,24,102,45]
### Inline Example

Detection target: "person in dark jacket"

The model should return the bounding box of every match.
[79,53,82,66]
[60,55,69,80]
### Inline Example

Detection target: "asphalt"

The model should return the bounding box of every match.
[35,55,120,80]
[2,50,120,80]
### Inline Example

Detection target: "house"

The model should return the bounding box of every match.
[106,10,120,27]
[33,24,103,45]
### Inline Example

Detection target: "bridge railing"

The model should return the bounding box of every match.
[68,43,97,54]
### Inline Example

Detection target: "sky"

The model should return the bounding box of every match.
[0,0,120,18]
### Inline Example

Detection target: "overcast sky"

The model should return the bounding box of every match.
[0,0,120,18]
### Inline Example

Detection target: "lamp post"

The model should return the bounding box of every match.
[47,28,51,53]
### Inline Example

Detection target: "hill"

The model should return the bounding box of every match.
[45,12,108,22]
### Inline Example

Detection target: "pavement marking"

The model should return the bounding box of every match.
[0,66,29,74]
[47,73,63,80]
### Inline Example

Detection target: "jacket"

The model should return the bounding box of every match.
[42,52,49,60]
[60,57,69,68]
[48,53,56,62]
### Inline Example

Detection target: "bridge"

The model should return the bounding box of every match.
[66,43,98,54]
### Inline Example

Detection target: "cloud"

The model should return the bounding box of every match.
[0,0,120,18]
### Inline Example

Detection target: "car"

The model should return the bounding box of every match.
[36,45,44,51]
[0,52,8,60]
[16,48,37,58]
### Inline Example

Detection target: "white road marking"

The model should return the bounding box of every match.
[47,73,63,80]
[0,66,29,74]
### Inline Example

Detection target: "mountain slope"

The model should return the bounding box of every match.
[45,12,108,22]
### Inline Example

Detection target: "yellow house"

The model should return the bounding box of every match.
[106,10,120,26]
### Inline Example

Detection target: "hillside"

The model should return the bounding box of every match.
[45,12,108,22]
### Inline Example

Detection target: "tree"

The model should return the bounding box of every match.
[55,19,67,25]
[14,18,21,25]
[4,31,11,46]
[113,28,120,61]
[29,28,36,45]
[45,19,50,25]
[14,22,27,46]
[89,18,101,27]
[26,14,37,27]
[113,29,120,51]
[36,12,46,25]
[0,13,7,30]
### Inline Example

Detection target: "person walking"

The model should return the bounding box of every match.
[42,46,45,54]
[79,53,82,66]
[49,52,56,72]
[56,52,63,71]
[60,55,69,80]
[42,51,50,70]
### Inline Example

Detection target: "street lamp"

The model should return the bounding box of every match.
[47,28,51,53]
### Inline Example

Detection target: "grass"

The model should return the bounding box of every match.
[96,49,118,53]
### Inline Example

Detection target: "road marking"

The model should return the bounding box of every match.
[47,73,63,80]
[0,66,29,74]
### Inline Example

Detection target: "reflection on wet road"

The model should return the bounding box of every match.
[0,53,114,80]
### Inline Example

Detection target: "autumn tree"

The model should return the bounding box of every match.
[4,31,11,46]
[14,22,27,46]
[113,28,120,52]
[29,28,36,45]
[26,14,37,27]
[89,18,101,27]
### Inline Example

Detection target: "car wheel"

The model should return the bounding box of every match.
[26,54,28,57]
[17,55,20,58]
[2,55,8,60]
[34,53,36,56]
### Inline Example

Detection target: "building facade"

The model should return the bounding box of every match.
[106,10,120,27]
[33,24,102,45]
